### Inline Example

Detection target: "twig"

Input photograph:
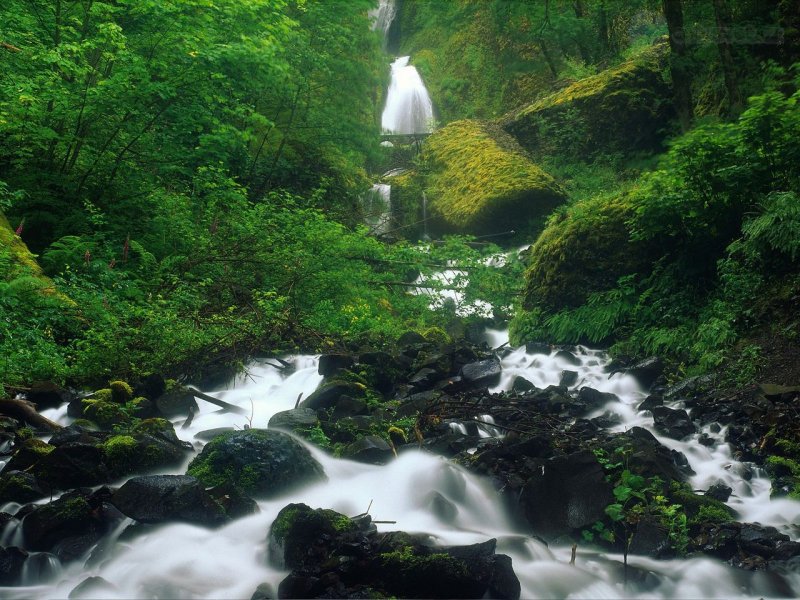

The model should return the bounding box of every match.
[187,387,249,415]
[570,544,577,566]
[294,392,303,409]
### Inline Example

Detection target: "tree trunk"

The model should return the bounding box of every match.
[0,399,63,431]
[712,0,742,114]
[662,0,694,131]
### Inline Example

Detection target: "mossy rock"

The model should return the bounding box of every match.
[187,429,326,498]
[502,42,674,158]
[421,119,565,235]
[669,483,736,522]
[81,399,130,429]
[0,470,48,504]
[109,381,133,403]
[521,192,648,312]
[4,438,55,472]
[101,433,187,479]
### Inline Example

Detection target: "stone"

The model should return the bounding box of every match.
[155,386,199,417]
[519,450,613,540]
[559,370,579,387]
[299,380,364,411]
[317,354,354,377]
[0,470,48,504]
[267,408,318,433]
[652,406,696,439]
[460,356,502,388]
[112,475,228,527]
[705,482,733,502]
[341,435,394,465]
[578,387,619,410]
[511,376,536,393]
[525,341,550,355]
[186,429,326,498]
[0,546,27,585]
[21,491,109,556]
[555,350,581,366]
[637,395,663,412]
[625,357,664,390]
[26,381,72,410]
[69,576,118,599]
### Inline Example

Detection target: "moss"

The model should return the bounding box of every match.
[422,326,451,345]
[271,506,301,544]
[0,212,49,280]
[131,418,173,437]
[90,389,113,403]
[0,472,41,502]
[766,455,800,498]
[387,426,407,444]
[109,380,133,403]
[102,435,138,467]
[690,504,735,526]
[422,119,565,234]
[520,192,647,313]
[82,398,130,429]
[669,483,736,521]
[502,43,674,158]
[380,546,467,578]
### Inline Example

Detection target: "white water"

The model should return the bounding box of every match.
[369,0,397,47]
[382,56,435,134]
[363,183,392,236]
[4,341,800,598]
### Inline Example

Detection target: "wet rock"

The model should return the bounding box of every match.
[739,523,789,558]
[637,394,663,412]
[4,438,56,472]
[318,354,354,377]
[299,380,365,411]
[187,429,326,498]
[396,390,441,417]
[625,357,664,390]
[511,376,536,393]
[0,546,27,585]
[628,518,671,558]
[35,442,108,489]
[21,490,113,558]
[268,503,520,599]
[525,341,550,355]
[663,374,714,402]
[705,482,733,502]
[250,582,275,600]
[341,435,394,465]
[610,427,692,482]
[155,386,199,417]
[422,491,459,523]
[577,387,619,410]
[519,450,613,540]
[133,373,167,401]
[330,396,369,419]
[652,406,696,439]
[409,367,442,391]
[0,470,48,504]
[112,475,228,527]
[698,433,715,447]
[47,424,105,447]
[460,357,502,388]
[207,482,260,520]
[555,350,581,366]
[26,381,73,410]
[559,370,579,387]
[69,576,119,599]
[268,408,318,433]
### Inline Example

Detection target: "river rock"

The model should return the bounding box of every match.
[577,387,619,410]
[560,370,579,387]
[0,470,48,504]
[26,381,73,410]
[637,394,663,411]
[652,406,696,439]
[69,576,119,599]
[555,350,581,366]
[705,482,733,502]
[525,341,550,355]
[318,354,354,377]
[187,429,326,498]
[155,386,199,417]
[35,442,108,489]
[511,376,536,392]
[112,475,228,527]
[341,435,394,464]
[268,503,520,599]
[0,547,27,585]
[519,450,613,540]
[460,356,502,388]
[624,357,664,390]
[268,408,318,433]
[299,380,365,411]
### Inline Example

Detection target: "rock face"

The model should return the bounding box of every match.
[519,450,613,540]
[652,406,696,439]
[187,429,326,498]
[420,119,565,235]
[112,475,228,526]
[502,43,673,158]
[268,503,520,599]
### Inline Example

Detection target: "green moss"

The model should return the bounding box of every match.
[503,43,673,158]
[131,418,173,437]
[82,398,130,429]
[380,546,467,577]
[109,380,133,403]
[422,120,565,234]
[271,506,301,543]
[520,192,646,313]
[690,504,735,526]
[422,326,451,345]
[766,455,800,498]
[90,389,113,403]
[669,483,735,521]
[387,426,407,444]
[102,435,138,466]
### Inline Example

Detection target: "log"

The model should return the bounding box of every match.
[0,398,63,431]
[186,387,249,416]
[1,42,22,53]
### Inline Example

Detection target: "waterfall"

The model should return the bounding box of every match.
[369,0,397,47]
[421,190,429,240]
[363,183,392,235]
[381,56,434,134]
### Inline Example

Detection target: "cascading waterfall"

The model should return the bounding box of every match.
[381,56,435,135]
[363,183,392,235]
[369,0,397,47]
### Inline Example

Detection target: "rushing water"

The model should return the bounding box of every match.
[363,183,393,236]
[3,330,799,598]
[381,56,435,135]
[369,0,397,47]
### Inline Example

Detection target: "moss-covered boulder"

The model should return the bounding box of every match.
[521,193,647,312]
[502,43,674,158]
[422,120,565,235]
[187,429,326,498]
[0,470,48,504]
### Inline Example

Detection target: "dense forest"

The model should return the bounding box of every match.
[1,1,800,598]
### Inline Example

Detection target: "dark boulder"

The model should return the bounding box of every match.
[0,547,27,585]
[460,357,502,388]
[299,380,365,411]
[637,395,663,412]
[525,341,550,355]
[112,475,227,527]
[652,406,696,439]
[555,350,581,366]
[155,385,199,417]
[35,442,108,489]
[628,518,671,558]
[560,370,579,387]
[519,450,613,540]
[133,373,167,401]
[511,376,536,393]
[0,470,48,504]
[397,331,427,347]
[705,482,733,502]
[268,408,318,433]
[578,387,619,410]
[318,354,354,377]
[409,367,442,391]
[625,357,664,390]
[206,482,260,520]
[69,576,119,599]
[26,381,73,410]
[615,427,693,481]
[341,435,394,465]
[187,429,326,498]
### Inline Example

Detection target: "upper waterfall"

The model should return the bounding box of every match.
[369,0,397,46]
[381,56,435,135]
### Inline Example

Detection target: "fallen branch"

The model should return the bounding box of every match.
[186,387,249,416]
[0,398,63,431]
[1,42,22,53]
